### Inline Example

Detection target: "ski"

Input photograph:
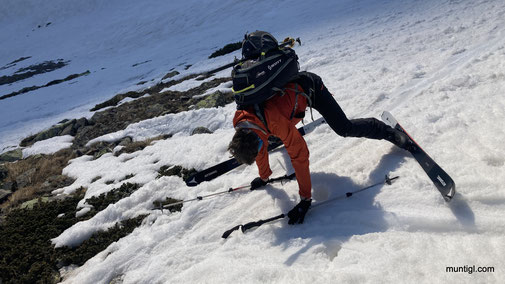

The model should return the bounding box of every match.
[381,111,456,201]
[186,117,326,186]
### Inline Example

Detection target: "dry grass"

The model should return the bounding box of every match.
[1,148,76,211]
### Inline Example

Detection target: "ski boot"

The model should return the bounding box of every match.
[385,127,415,151]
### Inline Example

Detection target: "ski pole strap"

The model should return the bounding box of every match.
[221,214,285,239]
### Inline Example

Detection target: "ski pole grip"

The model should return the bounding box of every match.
[241,214,285,233]
[385,175,399,185]
[222,225,242,239]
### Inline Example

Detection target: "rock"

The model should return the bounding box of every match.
[162,71,180,80]
[73,125,95,147]
[82,141,115,159]
[89,110,112,124]
[0,181,16,191]
[194,91,227,109]
[20,134,37,147]
[60,123,76,136]
[0,189,12,203]
[33,119,76,142]
[33,126,61,142]
[118,136,133,146]
[74,117,89,130]
[191,127,213,135]
[15,168,36,188]
[145,104,165,117]
[0,149,23,162]
[0,164,8,182]
[74,148,86,157]
[93,146,113,160]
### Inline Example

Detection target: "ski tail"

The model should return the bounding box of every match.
[381,111,456,202]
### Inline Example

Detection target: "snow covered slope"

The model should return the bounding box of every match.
[3,0,505,283]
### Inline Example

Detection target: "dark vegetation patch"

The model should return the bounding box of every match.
[162,70,179,80]
[0,59,68,86]
[12,56,33,64]
[91,176,101,183]
[120,173,135,182]
[34,22,52,29]
[157,165,197,182]
[0,70,90,101]
[0,56,32,71]
[132,60,152,67]
[0,189,86,283]
[0,187,146,283]
[85,182,140,215]
[209,41,242,59]
[55,214,146,268]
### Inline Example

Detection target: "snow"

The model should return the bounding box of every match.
[22,135,74,157]
[86,103,236,145]
[2,0,505,283]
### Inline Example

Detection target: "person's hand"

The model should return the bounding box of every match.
[250,177,268,190]
[287,199,311,224]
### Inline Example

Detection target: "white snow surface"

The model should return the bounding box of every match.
[22,135,74,157]
[2,0,505,283]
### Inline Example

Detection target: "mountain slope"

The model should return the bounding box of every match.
[2,0,505,283]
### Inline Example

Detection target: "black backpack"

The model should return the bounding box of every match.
[232,31,300,106]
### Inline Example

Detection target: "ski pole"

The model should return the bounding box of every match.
[155,173,296,211]
[221,174,399,239]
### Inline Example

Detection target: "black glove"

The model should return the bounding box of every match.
[287,199,311,225]
[250,177,268,190]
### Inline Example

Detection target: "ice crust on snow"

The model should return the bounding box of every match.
[2,0,505,283]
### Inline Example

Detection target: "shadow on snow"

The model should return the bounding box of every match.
[262,146,474,265]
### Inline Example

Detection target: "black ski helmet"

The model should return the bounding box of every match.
[241,31,278,60]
